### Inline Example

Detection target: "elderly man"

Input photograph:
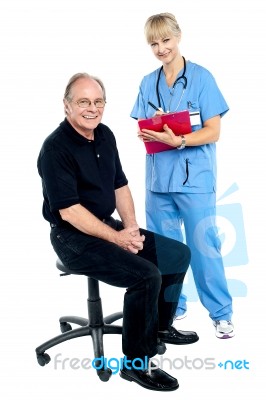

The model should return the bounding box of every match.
[37,73,198,392]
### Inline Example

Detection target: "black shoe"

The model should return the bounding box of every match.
[158,326,199,345]
[120,362,179,391]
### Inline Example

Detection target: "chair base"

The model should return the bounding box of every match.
[35,311,123,381]
[36,261,124,381]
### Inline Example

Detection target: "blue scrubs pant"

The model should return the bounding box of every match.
[146,190,233,321]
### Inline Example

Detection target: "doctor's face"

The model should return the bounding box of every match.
[64,77,105,138]
[150,34,180,65]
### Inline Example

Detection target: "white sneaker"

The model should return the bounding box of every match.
[213,320,235,339]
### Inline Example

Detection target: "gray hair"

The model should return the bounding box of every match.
[144,13,181,44]
[64,72,106,101]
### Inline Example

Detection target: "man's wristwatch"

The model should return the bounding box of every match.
[177,135,186,150]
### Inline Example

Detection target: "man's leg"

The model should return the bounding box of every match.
[137,228,190,329]
[136,227,198,345]
[50,224,161,359]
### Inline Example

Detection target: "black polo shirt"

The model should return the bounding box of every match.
[37,118,128,224]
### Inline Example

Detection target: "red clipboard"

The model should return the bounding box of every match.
[138,110,191,154]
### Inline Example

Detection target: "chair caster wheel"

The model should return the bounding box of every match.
[157,340,167,355]
[60,322,72,333]
[97,368,112,382]
[37,353,51,366]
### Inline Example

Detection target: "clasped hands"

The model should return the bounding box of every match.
[115,225,145,254]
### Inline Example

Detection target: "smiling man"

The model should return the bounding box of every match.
[37,73,198,391]
[63,75,106,140]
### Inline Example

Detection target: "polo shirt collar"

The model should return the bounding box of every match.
[60,118,104,145]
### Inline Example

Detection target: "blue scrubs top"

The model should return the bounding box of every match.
[130,61,229,194]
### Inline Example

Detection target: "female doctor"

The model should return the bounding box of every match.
[130,12,234,339]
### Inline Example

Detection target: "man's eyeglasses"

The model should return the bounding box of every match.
[73,99,106,108]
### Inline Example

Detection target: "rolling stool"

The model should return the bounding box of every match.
[35,259,123,382]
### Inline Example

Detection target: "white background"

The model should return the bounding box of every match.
[0,0,265,398]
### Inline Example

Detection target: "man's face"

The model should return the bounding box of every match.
[64,77,105,138]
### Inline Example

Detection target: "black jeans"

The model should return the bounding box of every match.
[50,218,190,360]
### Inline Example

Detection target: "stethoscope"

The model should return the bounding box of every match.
[156,56,187,112]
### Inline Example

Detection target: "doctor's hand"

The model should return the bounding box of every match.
[138,124,179,147]
[153,108,165,116]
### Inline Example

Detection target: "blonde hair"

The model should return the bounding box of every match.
[144,12,181,44]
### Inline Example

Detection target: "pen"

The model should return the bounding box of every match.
[148,101,161,112]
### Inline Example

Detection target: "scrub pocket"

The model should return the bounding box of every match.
[181,154,214,191]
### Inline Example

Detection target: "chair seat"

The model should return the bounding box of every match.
[56,259,83,275]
